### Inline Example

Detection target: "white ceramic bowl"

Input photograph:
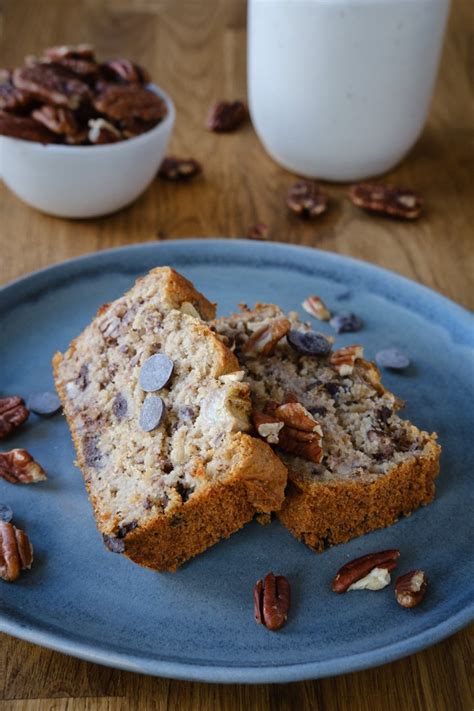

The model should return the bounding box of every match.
[0,84,175,218]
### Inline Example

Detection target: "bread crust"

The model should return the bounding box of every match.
[213,302,442,553]
[278,439,440,551]
[53,268,287,572]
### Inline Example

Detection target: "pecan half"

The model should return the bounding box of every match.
[252,411,284,444]
[93,84,167,124]
[206,100,247,132]
[395,570,428,608]
[0,80,34,113]
[274,402,322,434]
[43,44,95,62]
[270,401,324,463]
[0,521,34,582]
[0,449,47,484]
[330,344,364,376]
[332,549,400,593]
[101,58,150,85]
[13,64,91,109]
[42,45,98,77]
[287,180,329,218]
[0,113,58,143]
[158,156,202,181]
[348,183,423,220]
[302,295,331,321]
[0,397,29,439]
[31,104,79,135]
[254,572,291,631]
[278,425,324,463]
[242,318,291,356]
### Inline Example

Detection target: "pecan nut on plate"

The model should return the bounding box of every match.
[0,521,34,582]
[0,396,29,439]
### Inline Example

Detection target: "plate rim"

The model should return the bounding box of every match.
[1,238,472,683]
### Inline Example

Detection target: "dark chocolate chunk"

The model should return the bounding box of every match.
[377,406,393,423]
[0,503,13,523]
[83,435,102,468]
[139,354,174,392]
[139,395,165,432]
[375,348,410,370]
[77,364,89,391]
[308,405,327,417]
[324,381,341,398]
[117,520,138,538]
[102,534,125,553]
[329,312,363,333]
[287,330,332,357]
[112,393,128,421]
[176,480,195,503]
[27,391,61,416]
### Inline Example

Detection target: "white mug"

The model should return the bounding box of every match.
[248,0,451,181]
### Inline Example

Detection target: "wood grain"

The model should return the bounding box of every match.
[0,0,472,709]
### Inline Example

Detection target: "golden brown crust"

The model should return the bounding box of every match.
[123,436,287,572]
[278,439,440,551]
[146,266,216,321]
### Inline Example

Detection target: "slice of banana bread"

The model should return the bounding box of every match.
[213,303,440,551]
[53,269,287,571]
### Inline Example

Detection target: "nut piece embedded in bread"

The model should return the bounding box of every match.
[53,268,287,572]
[212,303,441,552]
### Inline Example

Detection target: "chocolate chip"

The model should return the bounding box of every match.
[179,406,195,421]
[329,312,363,333]
[83,435,102,468]
[77,364,89,391]
[162,460,173,474]
[308,405,327,416]
[377,406,393,423]
[375,348,410,370]
[287,330,332,357]
[0,504,13,523]
[117,520,138,538]
[324,382,341,398]
[139,396,165,432]
[102,534,125,553]
[112,393,128,421]
[176,480,194,503]
[27,391,61,416]
[139,354,174,392]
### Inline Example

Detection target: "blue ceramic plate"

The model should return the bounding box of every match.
[1,239,473,683]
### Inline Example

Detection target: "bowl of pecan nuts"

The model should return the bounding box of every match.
[0,45,175,218]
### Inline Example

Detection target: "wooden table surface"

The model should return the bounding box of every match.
[0,1,472,709]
